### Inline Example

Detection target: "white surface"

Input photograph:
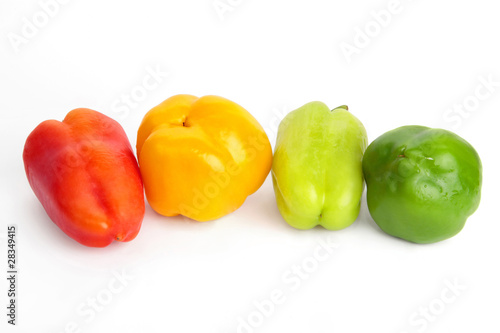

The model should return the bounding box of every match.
[1,0,499,332]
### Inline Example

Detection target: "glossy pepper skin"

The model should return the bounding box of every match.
[272,102,368,230]
[137,94,272,221]
[362,126,482,243]
[23,108,145,247]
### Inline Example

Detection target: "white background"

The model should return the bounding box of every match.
[1,0,499,332]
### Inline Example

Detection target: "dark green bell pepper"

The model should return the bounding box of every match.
[362,125,482,243]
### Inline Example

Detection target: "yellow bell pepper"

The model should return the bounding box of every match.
[137,94,272,221]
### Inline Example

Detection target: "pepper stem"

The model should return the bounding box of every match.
[332,105,348,112]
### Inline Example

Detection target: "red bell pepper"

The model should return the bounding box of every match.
[23,108,145,247]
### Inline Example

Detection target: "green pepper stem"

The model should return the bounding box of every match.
[332,105,348,112]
